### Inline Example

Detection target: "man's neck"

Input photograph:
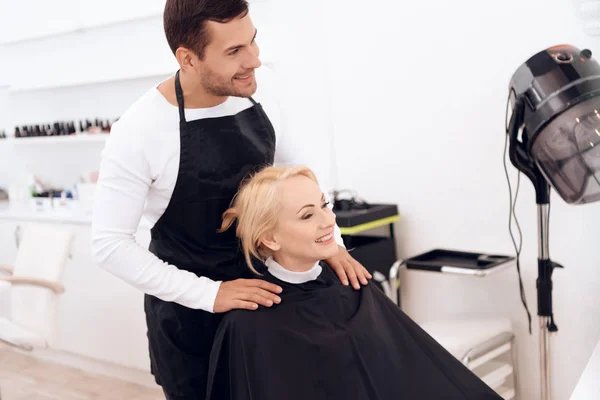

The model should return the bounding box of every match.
[157,72,228,109]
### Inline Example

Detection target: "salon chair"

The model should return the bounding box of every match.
[388,260,519,400]
[0,224,74,399]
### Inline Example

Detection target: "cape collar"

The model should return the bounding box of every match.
[265,257,322,284]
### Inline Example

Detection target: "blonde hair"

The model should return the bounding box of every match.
[219,165,319,275]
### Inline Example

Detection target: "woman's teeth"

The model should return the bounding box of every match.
[315,233,333,243]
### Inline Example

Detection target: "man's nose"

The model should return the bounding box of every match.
[245,48,261,69]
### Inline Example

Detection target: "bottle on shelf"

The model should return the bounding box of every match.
[11,117,118,139]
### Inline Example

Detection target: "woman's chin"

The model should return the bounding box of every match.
[318,243,340,260]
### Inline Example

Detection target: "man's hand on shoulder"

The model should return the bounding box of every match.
[213,278,283,313]
[325,246,372,290]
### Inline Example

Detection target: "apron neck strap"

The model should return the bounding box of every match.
[174,70,187,124]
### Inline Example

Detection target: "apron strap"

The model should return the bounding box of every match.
[249,97,258,105]
[174,70,187,124]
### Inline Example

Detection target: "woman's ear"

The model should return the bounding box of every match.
[261,233,281,252]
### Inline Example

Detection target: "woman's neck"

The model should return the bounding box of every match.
[272,254,317,273]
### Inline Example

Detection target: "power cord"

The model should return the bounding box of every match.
[503,89,533,335]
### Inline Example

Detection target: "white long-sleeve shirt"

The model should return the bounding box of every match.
[90,67,344,313]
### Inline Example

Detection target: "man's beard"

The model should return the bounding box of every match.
[200,67,257,98]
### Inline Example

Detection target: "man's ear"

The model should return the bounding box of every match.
[261,232,281,252]
[175,47,200,71]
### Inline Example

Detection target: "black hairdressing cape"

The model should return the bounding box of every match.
[206,263,502,400]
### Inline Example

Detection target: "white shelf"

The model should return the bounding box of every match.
[0,134,109,145]
[6,70,175,94]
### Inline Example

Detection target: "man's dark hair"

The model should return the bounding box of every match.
[164,0,249,58]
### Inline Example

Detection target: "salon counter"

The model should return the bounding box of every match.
[0,200,154,373]
[0,200,151,227]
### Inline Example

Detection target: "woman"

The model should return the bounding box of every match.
[206,166,502,400]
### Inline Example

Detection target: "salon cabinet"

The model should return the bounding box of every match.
[0,220,19,266]
[0,219,19,318]
[0,203,153,373]
[334,203,400,296]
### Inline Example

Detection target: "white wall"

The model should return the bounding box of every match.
[1,0,599,399]
[0,0,275,189]
[320,0,599,399]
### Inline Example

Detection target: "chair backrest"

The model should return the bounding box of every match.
[10,223,74,347]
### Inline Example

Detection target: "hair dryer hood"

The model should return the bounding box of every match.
[509,45,600,204]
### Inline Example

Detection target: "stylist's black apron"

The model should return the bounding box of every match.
[144,70,276,399]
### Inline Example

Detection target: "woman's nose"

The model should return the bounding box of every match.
[320,208,336,228]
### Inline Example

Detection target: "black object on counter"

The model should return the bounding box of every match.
[334,203,399,228]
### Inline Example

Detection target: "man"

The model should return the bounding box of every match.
[90,1,371,399]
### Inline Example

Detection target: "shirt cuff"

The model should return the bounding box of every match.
[197,278,223,313]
